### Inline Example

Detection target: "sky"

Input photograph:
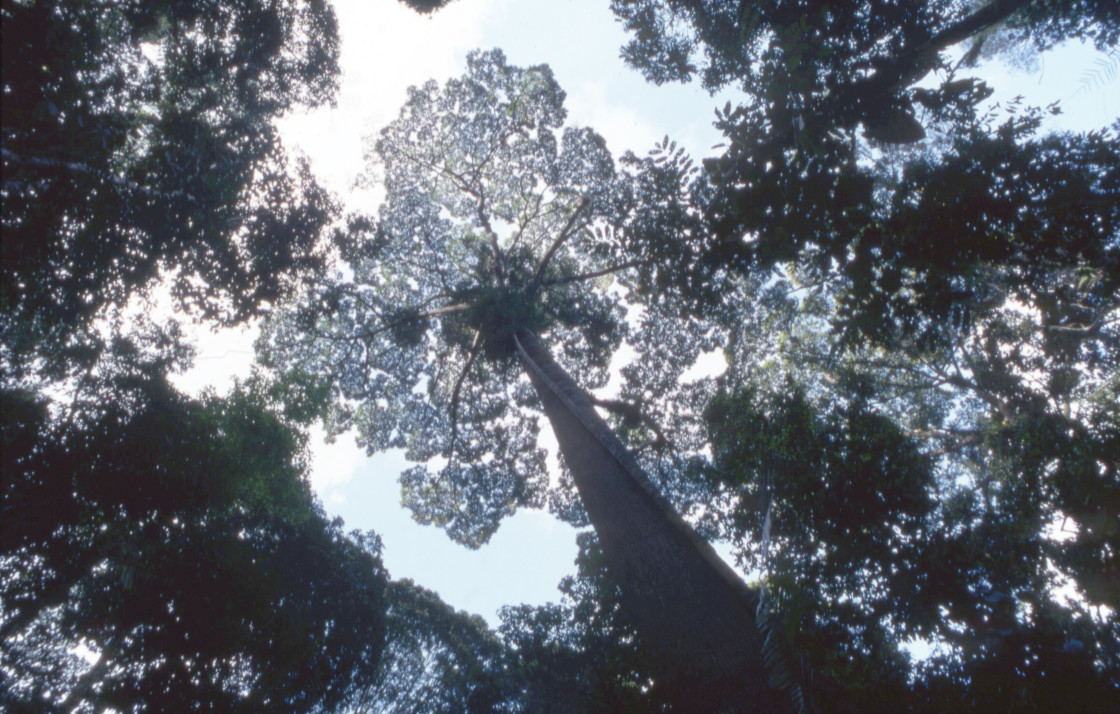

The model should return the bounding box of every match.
[175,0,1119,626]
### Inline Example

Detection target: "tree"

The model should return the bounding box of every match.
[612,0,1118,107]
[608,1,1120,315]
[336,579,518,713]
[605,16,1119,706]
[1,361,389,713]
[1,0,341,376]
[659,258,1120,711]
[260,49,786,711]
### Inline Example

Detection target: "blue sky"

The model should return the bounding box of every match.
[177,0,1119,626]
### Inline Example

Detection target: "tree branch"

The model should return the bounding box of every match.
[447,330,483,463]
[530,196,590,286]
[589,394,670,451]
[834,0,1033,121]
[536,259,648,290]
[474,195,507,284]
[331,302,471,342]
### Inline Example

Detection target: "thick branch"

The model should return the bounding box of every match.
[835,0,1034,121]
[908,426,983,453]
[589,394,670,450]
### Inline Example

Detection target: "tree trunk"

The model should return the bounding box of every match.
[514,329,783,713]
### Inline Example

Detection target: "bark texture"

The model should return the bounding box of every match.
[515,328,783,713]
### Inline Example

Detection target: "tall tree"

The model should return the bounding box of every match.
[1,0,340,377]
[1,356,389,713]
[260,49,786,711]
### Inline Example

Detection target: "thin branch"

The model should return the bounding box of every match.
[507,190,545,255]
[1045,303,1118,333]
[323,302,471,343]
[530,196,590,286]
[447,331,483,462]
[3,147,196,202]
[390,144,481,199]
[474,196,507,284]
[536,259,648,290]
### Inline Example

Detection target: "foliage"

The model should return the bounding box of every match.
[685,262,1119,710]
[1,0,341,375]
[335,579,518,713]
[327,535,670,713]
[609,1,1120,331]
[0,371,388,713]
[612,0,1119,91]
[704,380,937,711]
[259,49,683,547]
[498,532,663,713]
[602,12,1119,706]
[6,0,1115,708]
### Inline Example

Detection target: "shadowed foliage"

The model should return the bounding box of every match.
[2,0,341,376]
[1,363,388,713]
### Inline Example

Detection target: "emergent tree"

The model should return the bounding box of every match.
[260,49,785,712]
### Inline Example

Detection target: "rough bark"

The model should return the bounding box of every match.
[515,328,783,713]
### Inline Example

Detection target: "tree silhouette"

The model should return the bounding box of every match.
[610,0,1120,314]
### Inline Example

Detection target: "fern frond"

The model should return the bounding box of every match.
[1076,48,1120,95]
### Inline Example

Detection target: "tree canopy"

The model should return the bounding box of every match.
[260,48,687,548]
[1,0,340,376]
[1,367,389,713]
[593,1,1120,707]
[611,0,1120,326]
